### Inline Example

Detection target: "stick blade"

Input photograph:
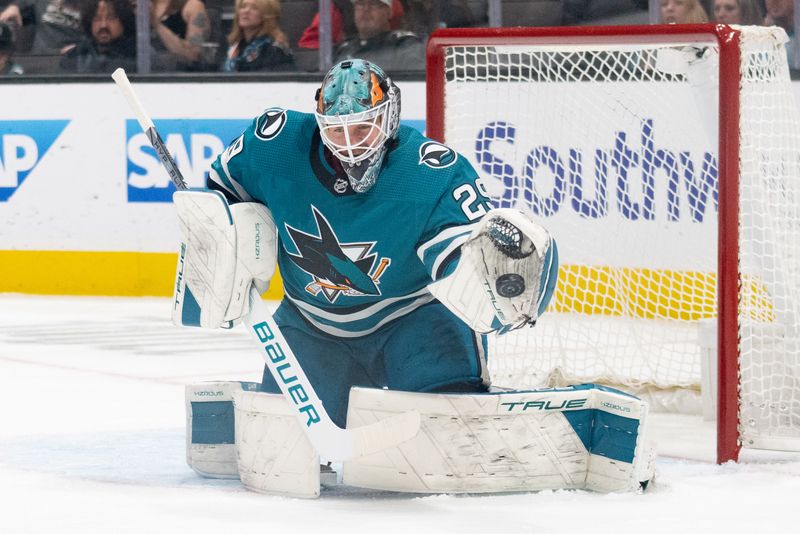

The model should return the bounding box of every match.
[350,410,421,458]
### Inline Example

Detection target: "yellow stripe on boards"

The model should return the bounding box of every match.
[552,265,719,321]
[552,265,775,321]
[1,252,775,322]
[0,250,284,299]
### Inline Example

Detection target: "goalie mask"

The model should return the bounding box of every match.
[315,59,401,193]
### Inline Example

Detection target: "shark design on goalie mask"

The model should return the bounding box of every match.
[285,206,390,303]
[314,59,401,193]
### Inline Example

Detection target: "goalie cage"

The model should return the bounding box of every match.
[426,23,800,464]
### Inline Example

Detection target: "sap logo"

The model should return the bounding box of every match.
[475,119,718,222]
[0,120,70,202]
[126,119,249,202]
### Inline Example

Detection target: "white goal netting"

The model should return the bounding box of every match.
[435,26,800,453]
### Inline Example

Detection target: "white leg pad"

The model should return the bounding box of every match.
[343,385,654,494]
[186,381,258,479]
[233,389,321,498]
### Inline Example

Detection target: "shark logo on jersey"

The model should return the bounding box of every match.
[255,108,288,141]
[419,141,457,169]
[284,206,391,303]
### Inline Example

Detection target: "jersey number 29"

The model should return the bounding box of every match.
[453,179,491,221]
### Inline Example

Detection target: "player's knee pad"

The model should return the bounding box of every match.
[233,388,322,498]
[185,381,259,479]
[172,190,277,329]
[344,385,654,494]
[429,208,558,333]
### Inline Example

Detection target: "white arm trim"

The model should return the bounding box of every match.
[217,134,254,202]
[208,168,243,202]
[416,222,480,261]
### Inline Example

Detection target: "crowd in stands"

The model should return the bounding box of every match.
[0,0,795,75]
[657,0,795,63]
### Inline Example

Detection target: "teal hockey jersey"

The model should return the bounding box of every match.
[208,108,491,337]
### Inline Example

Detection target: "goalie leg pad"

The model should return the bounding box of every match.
[172,190,277,329]
[186,381,259,479]
[233,389,321,498]
[428,208,558,333]
[343,385,654,494]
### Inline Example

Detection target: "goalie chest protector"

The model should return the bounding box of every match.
[209,109,491,336]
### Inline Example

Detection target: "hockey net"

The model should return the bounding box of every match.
[427,24,800,462]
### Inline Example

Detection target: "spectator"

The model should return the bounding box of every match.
[334,0,423,72]
[402,0,474,39]
[222,0,294,72]
[151,0,210,69]
[297,4,346,49]
[10,2,35,52]
[660,0,710,23]
[60,0,135,73]
[1,0,82,53]
[713,0,763,24]
[764,0,793,28]
[298,0,404,49]
[764,0,796,66]
[0,20,23,74]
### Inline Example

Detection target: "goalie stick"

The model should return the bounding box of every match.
[111,68,420,461]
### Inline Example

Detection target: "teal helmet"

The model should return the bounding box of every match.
[315,59,401,193]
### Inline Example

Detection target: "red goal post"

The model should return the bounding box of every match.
[426,24,800,464]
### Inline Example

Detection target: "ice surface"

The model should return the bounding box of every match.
[0,295,797,534]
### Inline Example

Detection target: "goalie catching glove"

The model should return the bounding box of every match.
[172,190,277,328]
[429,208,558,333]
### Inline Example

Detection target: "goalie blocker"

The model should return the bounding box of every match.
[172,190,277,329]
[186,382,654,497]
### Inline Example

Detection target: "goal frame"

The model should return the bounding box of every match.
[426,24,743,464]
